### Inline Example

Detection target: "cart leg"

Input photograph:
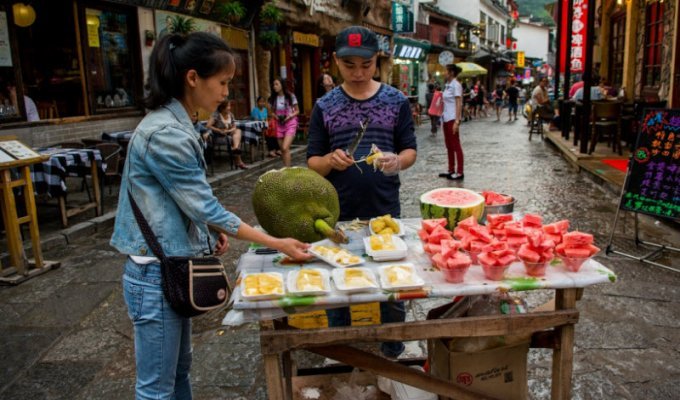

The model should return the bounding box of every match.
[551,288,577,400]
[91,162,101,216]
[282,351,294,400]
[263,353,285,400]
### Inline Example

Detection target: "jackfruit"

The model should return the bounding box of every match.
[252,167,347,243]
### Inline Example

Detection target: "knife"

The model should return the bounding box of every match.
[345,117,370,158]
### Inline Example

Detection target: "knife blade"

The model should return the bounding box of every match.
[345,117,370,157]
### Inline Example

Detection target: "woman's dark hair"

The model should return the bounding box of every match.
[216,100,230,113]
[144,32,235,110]
[269,77,294,110]
[256,96,264,102]
[446,63,462,77]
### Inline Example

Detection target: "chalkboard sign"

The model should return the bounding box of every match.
[619,108,679,221]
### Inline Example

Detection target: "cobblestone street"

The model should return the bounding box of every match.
[1,116,678,399]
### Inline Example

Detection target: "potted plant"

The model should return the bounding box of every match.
[260,3,283,26]
[144,30,155,46]
[258,30,282,51]
[216,1,246,25]
[169,15,196,34]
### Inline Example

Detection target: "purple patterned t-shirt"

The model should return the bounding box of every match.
[307,84,416,220]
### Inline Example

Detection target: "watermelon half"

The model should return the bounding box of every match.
[420,188,485,230]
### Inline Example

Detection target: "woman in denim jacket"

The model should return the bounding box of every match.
[110,32,311,400]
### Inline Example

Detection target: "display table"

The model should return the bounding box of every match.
[234,120,267,162]
[223,219,617,399]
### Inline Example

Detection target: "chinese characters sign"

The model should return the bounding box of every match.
[620,109,680,220]
[570,0,588,73]
[392,1,414,33]
[517,51,525,68]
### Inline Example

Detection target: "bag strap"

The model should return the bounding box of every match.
[127,190,168,262]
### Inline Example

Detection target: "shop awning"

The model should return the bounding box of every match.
[456,62,488,78]
[394,36,431,61]
[467,49,493,63]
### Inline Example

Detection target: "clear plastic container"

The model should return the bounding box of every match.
[480,262,510,281]
[364,234,408,261]
[440,263,471,283]
[559,255,590,272]
[463,249,481,265]
[521,258,552,277]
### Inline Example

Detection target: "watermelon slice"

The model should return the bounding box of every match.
[428,225,453,244]
[522,214,543,227]
[468,225,494,243]
[563,231,594,246]
[543,220,570,234]
[486,213,513,228]
[482,191,513,206]
[422,218,448,234]
[420,188,485,230]
[418,229,430,242]
[440,239,461,259]
[431,252,447,269]
[457,215,479,230]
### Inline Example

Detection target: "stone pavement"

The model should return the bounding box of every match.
[0,115,678,399]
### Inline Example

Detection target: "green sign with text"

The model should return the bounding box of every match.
[391,1,414,33]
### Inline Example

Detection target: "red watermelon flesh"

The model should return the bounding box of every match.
[468,225,494,243]
[522,214,543,227]
[457,216,478,229]
[543,220,570,234]
[469,240,486,253]
[418,229,430,242]
[517,246,540,263]
[482,191,513,206]
[447,255,471,269]
[431,253,447,269]
[423,243,442,255]
[563,231,593,246]
[545,233,563,245]
[486,213,513,228]
[440,239,462,258]
[563,247,591,258]
[428,225,453,244]
[453,227,469,240]
[422,218,448,234]
[504,223,526,236]
[506,236,528,247]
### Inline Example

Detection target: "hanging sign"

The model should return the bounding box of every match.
[392,1,414,33]
[570,0,588,73]
[293,31,320,47]
[619,109,680,220]
[0,12,12,67]
[517,51,525,68]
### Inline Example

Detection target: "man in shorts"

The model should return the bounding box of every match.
[504,79,520,121]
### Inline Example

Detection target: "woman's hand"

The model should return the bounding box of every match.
[214,233,229,256]
[328,148,354,171]
[273,238,312,261]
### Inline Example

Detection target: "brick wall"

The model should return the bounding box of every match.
[2,116,142,148]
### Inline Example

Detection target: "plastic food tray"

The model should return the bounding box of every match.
[378,263,425,291]
[240,272,286,301]
[331,267,380,293]
[364,234,408,261]
[286,268,331,297]
[368,217,406,237]
[308,239,365,268]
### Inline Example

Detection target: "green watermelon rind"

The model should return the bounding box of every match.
[419,188,485,230]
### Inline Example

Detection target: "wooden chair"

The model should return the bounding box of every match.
[589,101,623,155]
[528,106,544,141]
[211,132,235,170]
[94,143,122,208]
[36,100,59,120]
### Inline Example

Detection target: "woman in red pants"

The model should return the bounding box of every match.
[438,64,464,180]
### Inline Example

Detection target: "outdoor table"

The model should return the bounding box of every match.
[224,219,617,400]
[31,147,104,227]
[234,120,267,161]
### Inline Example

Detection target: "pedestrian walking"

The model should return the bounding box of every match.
[426,83,443,136]
[110,32,311,400]
[438,63,464,180]
[493,84,504,121]
[307,25,417,358]
[269,77,299,167]
[504,79,520,121]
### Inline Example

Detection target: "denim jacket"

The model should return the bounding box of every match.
[110,98,242,257]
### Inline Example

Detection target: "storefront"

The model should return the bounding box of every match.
[391,36,429,98]
[0,0,257,147]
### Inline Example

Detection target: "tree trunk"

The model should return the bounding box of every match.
[256,46,272,101]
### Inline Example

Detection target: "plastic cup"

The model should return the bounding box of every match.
[480,261,510,281]
[463,249,482,265]
[559,255,590,272]
[440,263,471,283]
[521,258,551,277]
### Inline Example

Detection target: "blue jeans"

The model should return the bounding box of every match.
[123,259,193,400]
[326,302,406,358]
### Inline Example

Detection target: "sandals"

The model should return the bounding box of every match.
[237,163,248,170]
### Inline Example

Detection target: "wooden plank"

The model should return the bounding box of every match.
[90,161,101,216]
[308,345,500,400]
[21,165,43,268]
[263,354,286,400]
[260,311,578,355]
[0,169,26,273]
[59,196,68,227]
[551,289,578,400]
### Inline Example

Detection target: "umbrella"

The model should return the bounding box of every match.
[455,62,488,78]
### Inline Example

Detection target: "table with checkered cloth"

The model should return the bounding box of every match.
[31,148,104,198]
[234,120,267,145]
[101,130,133,144]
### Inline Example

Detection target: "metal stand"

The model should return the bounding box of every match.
[606,206,680,273]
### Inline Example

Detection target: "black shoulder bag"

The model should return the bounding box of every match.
[127,191,231,318]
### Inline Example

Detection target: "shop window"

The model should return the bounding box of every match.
[642,1,664,91]
[609,12,626,87]
[10,1,84,120]
[81,4,140,114]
